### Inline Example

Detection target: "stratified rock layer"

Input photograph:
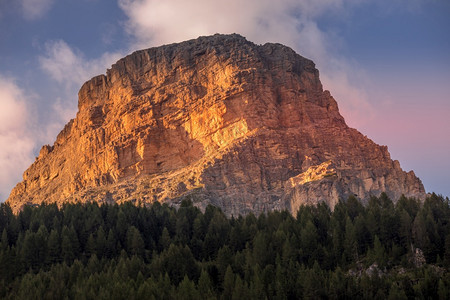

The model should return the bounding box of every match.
[7,34,425,215]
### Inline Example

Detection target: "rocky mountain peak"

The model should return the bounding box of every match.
[6,34,425,215]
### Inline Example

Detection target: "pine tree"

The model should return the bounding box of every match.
[412,213,429,252]
[222,265,234,300]
[300,219,319,265]
[217,245,233,279]
[22,230,38,269]
[438,279,448,300]
[105,229,116,258]
[126,226,145,257]
[137,281,155,300]
[177,275,199,300]
[388,283,407,300]
[61,226,80,263]
[398,209,412,249]
[1,228,8,250]
[35,225,48,266]
[249,267,265,299]
[232,275,249,300]
[85,234,96,257]
[372,235,386,267]
[302,261,325,299]
[344,216,358,264]
[47,229,60,264]
[156,273,174,300]
[197,269,215,299]
[96,226,107,257]
[328,267,345,299]
[160,227,171,250]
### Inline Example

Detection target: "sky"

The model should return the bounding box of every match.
[0,0,449,201]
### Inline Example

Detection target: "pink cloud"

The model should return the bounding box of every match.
[0,75,35,201]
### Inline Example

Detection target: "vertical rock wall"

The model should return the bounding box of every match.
[7,34,425,215]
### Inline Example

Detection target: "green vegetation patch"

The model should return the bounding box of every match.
[0,193,449,299]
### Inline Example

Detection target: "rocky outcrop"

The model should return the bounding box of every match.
[6,34,425,215]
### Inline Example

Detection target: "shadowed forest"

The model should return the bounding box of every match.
[0,193,449,299]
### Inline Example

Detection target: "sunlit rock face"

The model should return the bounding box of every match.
[7,34,425,215]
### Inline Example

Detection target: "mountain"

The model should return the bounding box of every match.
[6,34,425,215]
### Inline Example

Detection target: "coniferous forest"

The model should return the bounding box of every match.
[0,193,449,299]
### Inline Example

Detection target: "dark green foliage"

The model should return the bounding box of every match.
[0,193,449,298]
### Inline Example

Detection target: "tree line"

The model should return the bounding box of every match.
[0,193,449,299]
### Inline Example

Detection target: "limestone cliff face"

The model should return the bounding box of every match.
[7,34,425,215]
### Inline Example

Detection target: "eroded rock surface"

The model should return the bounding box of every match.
[7,34,425,215]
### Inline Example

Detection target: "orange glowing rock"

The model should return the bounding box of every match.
[6,34,425,215]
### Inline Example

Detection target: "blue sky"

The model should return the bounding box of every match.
[1,0,449,201]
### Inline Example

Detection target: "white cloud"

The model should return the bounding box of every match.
[0,75,35,201]
[38,40,124,143]
[39,40,122,91]
[39,39,123,111]
[119,0,323,48]
[20,0,54,20]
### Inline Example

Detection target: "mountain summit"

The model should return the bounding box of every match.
[7,34,425,215]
